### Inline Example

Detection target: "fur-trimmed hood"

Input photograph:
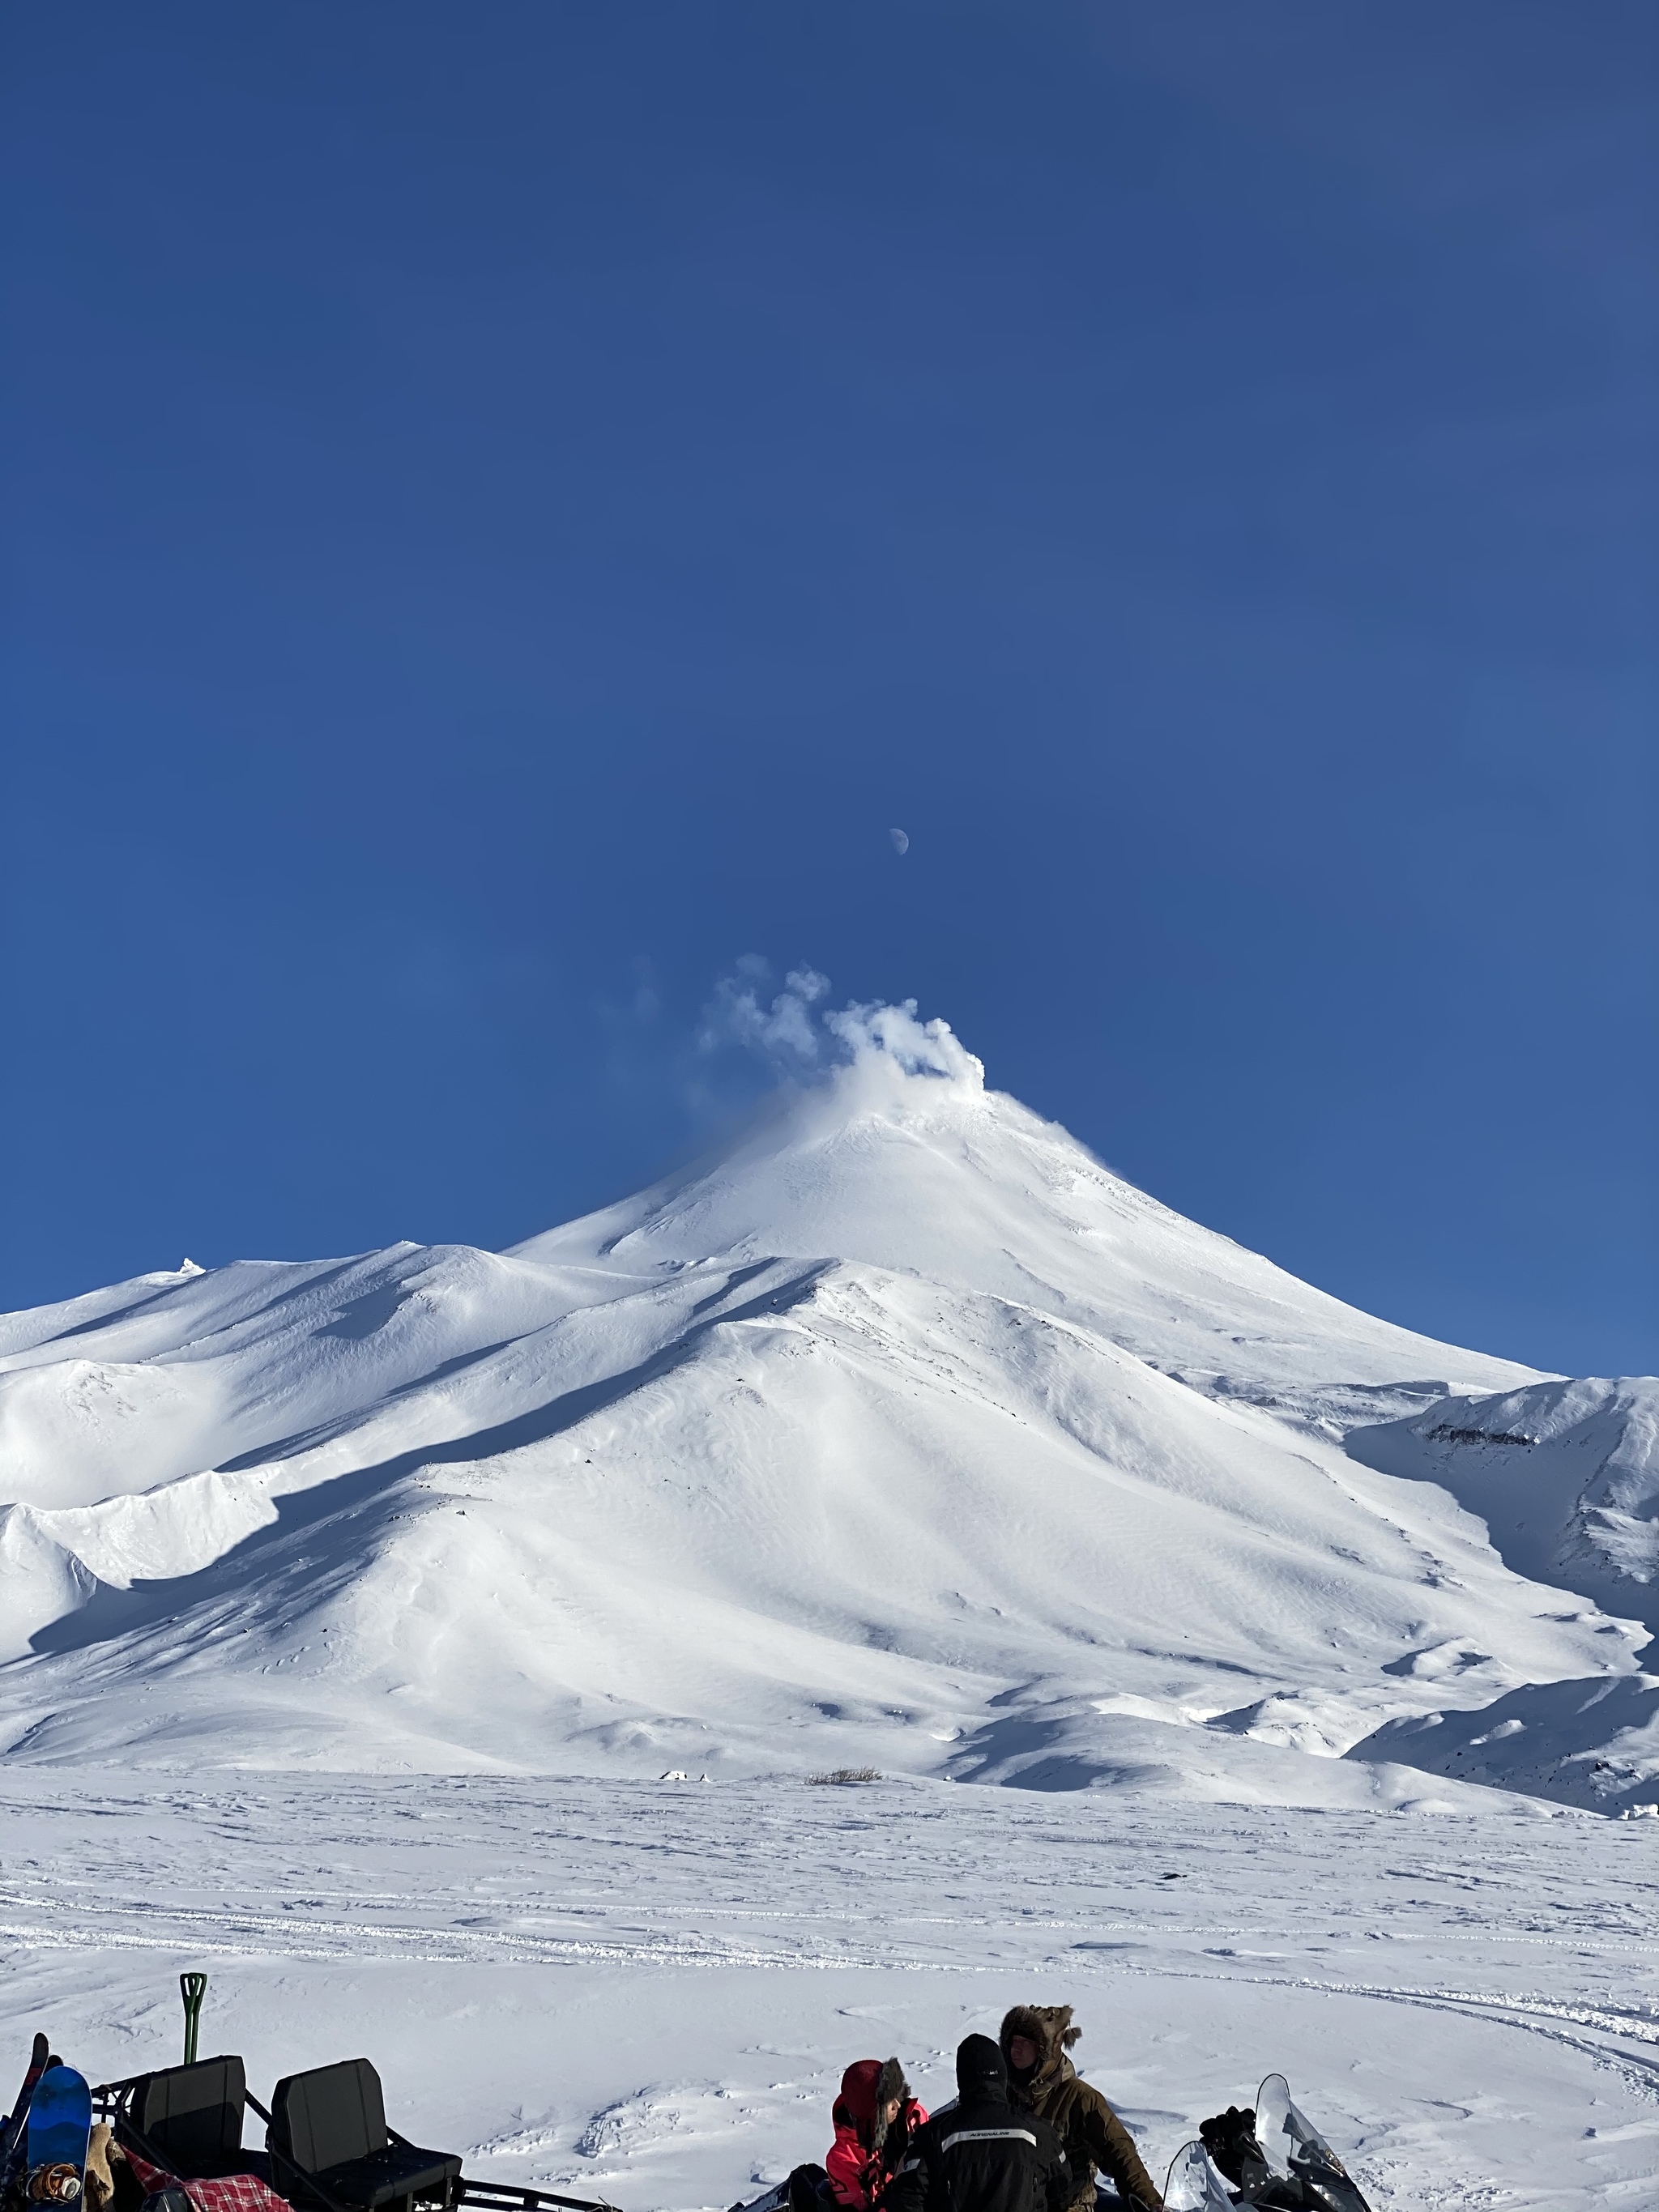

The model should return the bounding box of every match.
[834,2056,911,2153]
[996,2006,1162,2212]
[999,2004,1081,2087]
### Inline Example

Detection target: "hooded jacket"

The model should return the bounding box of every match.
[999,2007,1161,2212]
[890,2035,1069,2212]
[827,2058,928,2211]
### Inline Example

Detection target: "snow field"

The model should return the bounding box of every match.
[2,1771,1657,2210]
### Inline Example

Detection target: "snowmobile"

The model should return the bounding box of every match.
[1165,2077,1371,2212]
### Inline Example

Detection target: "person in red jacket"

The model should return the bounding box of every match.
[825,2058,927,2211]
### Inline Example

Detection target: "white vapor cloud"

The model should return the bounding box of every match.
[700,960,982,1091]
[699,960,831,1072]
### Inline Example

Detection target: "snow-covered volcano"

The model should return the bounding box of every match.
[2,1008,1653,1806]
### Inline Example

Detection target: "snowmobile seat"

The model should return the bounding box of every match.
[267,2061,460,2212]
[124,2056,263,2182]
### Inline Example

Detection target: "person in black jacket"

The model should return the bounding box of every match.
[889,2035,1071,2212]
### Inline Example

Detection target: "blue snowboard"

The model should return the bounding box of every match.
[26,2067,92,2205]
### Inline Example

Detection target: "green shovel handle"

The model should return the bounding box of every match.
[180,1973,207,2065]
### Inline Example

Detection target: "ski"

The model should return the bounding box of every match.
[0,2036,51,2196]
[25,2066,92,2208]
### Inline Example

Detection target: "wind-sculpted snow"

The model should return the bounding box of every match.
[1346,1377,1659,1633]
[0,1036,1653,1805]
[1351,1671,1659,1816]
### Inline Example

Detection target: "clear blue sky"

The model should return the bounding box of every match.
[2,3,1654,1376]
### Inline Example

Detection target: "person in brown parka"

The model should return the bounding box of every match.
[999,2005,1162,2212]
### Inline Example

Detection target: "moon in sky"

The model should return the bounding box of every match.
[889,827,910,855]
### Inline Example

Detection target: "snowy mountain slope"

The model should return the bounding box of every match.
[4,1254,1631,1780]
[0,1242,653,1509]
[1338,1378,1659,1811]
[1346,1376,1659,1634]
[0,1010,1648,1798]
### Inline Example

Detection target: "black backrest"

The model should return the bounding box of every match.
[131,2056,246,2172]
[269,2061,387,2176]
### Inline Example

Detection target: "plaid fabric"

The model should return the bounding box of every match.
[125,2146,292,2212]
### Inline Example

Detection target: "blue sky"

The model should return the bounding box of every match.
[2,3,1654,1375]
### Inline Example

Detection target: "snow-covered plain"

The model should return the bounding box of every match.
[6,1770,1659,2210]
[3,1004,1657,2206]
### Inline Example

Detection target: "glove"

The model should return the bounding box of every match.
[1199,2108,1268,2189]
